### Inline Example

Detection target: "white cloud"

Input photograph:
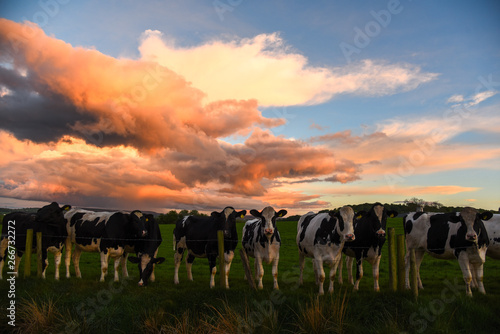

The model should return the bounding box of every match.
[447,94,464,104]
[139,31,438,107]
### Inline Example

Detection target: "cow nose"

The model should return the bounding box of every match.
[138,280,144,287]
[224,230,231,238]
[265,228,273,235]
[377,230,386,237]
[466,233,477,241]
[142,230,148,237]
[345,234,355,241]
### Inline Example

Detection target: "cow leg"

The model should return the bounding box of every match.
[186,253,195,282]
[372,255,382,292]
[314,258,325,295]
[53,250,62,280]
[457,253,473,296]
[121,253,129,278]
[354,257,363,291]
[405,248,425,290]
[328,259,339,294]
[64,238,72,278]
[346,255,354,285]
[150,249,159,282]
[113,256,121,282]
[472,262,486,294]
[256,256,264,289]
[272,256,279,290]
[41,250,49,279]
[415,250,425,289]
[298,252,305,285]
[100,252,110,282]
[73,248,83,278]
[224,251,234,289]
[173,247,184,284]
[14,252,23,277]
[337,253,343,285]
[404,248,411,289]
[0,238,8,279]
[208,256,217,288]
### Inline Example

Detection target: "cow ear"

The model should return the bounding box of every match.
[250,209,261,218]
[480,211,493,221]
[277,210,287,218]
[128,256,140,264]
[328,210,338,217]
[449,214,461,223]
[210,211,219,217]
[355,211,367,219]
[238,210,247,219]
[388,210,398,218]
[153,257,166,264]
[62,205,71,211]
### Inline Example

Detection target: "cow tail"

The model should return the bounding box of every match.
[173,231,176,251]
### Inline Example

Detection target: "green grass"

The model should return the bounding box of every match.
[1,218,500,333]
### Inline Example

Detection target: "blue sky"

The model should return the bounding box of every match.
[0,0,499,212]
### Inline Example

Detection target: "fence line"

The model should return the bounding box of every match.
[5,233,487,253]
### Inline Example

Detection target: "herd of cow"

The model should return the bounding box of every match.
[0,202,499,296]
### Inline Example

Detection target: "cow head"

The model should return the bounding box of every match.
[128,254,165,286]
[36,202,71,228]
[330,206,355,242]
[451,207,493,242]
[250,207,287,240]
[211,207,247,238]
[130,210,148,238]
[356,203,397,239]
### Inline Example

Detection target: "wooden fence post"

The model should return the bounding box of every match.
[217,230,226,288]
[37,232,43,278]
[388,228,397,291]
[240,249,257,290]
[24,229,33,278]
[396,234,405,292]
[410,249,418,300]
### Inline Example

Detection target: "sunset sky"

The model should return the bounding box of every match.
[0,0,499,214]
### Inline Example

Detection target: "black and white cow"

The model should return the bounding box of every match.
[173,207,246,288]
[296,207,355,295]
[340,203,398,291]
[404,208,493,296]
[242,207,287,290]
[0,202,71,280]
[483,214,500,259]
[128,214,165,286]
[64,208,148,282]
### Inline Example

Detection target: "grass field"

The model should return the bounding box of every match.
[1,217,500,333]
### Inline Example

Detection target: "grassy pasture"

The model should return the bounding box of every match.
[1,218,500,333]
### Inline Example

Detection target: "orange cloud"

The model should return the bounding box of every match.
[0,20,364,212]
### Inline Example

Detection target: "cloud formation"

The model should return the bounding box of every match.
[0,19,372,211]
[139,30,438,106]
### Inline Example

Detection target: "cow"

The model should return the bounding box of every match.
[173,207,246,288]
[241,206,287,290]
[339,203,398,291]
[403,207,493,296]
[296,206,355,295]
[64,208,148,282]
[483,214,500,259]
[0,202,71,280]
[128,214,165,286]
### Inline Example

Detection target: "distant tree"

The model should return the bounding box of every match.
[178,209,189,219]
[156,210,180,224]
[189,210,200,216]
[403,198,442,212]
